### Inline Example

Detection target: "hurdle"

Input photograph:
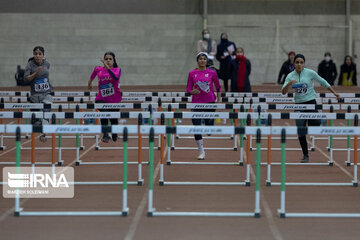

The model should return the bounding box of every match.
[147,126,261,217]
[161,103,238,149]
[11,126,129,217]
[278,127,360,218]
[268,126,358,187]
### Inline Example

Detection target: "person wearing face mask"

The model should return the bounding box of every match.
[186,52,221,160]
[318,52,337,86]
[277,51,295,84]
[338,55,357,86]
[216,33,236,92]
[228,47,252,92]
[282,54,340,163]
[24,46,53,142]
[197,29,217,66]
[88,51,122,143]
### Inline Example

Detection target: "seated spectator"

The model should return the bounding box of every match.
[338,55,357,86]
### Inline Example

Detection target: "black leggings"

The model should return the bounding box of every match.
[295,99,321,156]
[222,79,229,92]
[191,109,216,140]
[95,100,118,127]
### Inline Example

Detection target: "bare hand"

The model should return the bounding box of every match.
[88,80,92,90]
[334,93,341,101]
[36,66,42,73]
[100,58,109,69]
[289,80,297,85]
[191,89,200,95]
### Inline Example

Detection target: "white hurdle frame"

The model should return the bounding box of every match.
[7,125,134,217]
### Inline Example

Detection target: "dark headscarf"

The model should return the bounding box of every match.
[202,29,212,54]
[219,33,231,49]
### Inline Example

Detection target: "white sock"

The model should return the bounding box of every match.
[196,139,205,154]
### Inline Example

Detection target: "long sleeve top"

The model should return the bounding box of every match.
[186,68,221,103]
[282,68,330,103]
[197,40,217,58]
[24,59,53,96]
[90,66,122,103]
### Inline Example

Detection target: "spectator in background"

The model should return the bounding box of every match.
[338,55,357,86]
[229,47,251,92]
[216,33,236,92]
[277,51,295,84]
[318,52,337,86]
[197,29,217,66]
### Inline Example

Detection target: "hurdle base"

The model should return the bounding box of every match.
[14,212,20,217]
[57,160,64,166]
[166,161,171,165]
[159,181,164,186]
[346,161,351,166]
[266,181,271,186]
[95,146,99,151]
[76,160,82,166]
[328,161,333,166]
[245,181,250,186]
[122,209,129,216]
[137,179,144,186]
[238,161,244,166]
[233,147,237,151]
[80,146,85,150]
[171,147,175,150]
[162,181,247,186]
[0,146,5,151]
[151,211,256,217]
[353,181,358,187]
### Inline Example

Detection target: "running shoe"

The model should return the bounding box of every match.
[197,152,205,160]
[102,134,111,143]
[112,134,118,142]
[300,155,309,163]
[40,134,47,142]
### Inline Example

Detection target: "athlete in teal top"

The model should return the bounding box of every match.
[281,54,340,163]
[282,68,330,103]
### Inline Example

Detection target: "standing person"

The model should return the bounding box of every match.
[186,52,221,160]
[318,52,337,86]
[338,55,357,86]
[24,46,53,142]
[197,29,217,66]
[277,51,296,84]
[216,33,236,92]
[229,47,252,92]
[88,51,122,143]
[282,54,340,163]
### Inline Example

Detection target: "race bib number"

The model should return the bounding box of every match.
[196,81,210,93]
[100,83,114,97]
[293,83,308,95]
[34,78,50,92]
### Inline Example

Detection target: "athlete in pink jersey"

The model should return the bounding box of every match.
[88,52,122,143]
[186,52,221,160]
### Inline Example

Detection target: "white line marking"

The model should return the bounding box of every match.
[245,143,283,240]
[124,142,164,240]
